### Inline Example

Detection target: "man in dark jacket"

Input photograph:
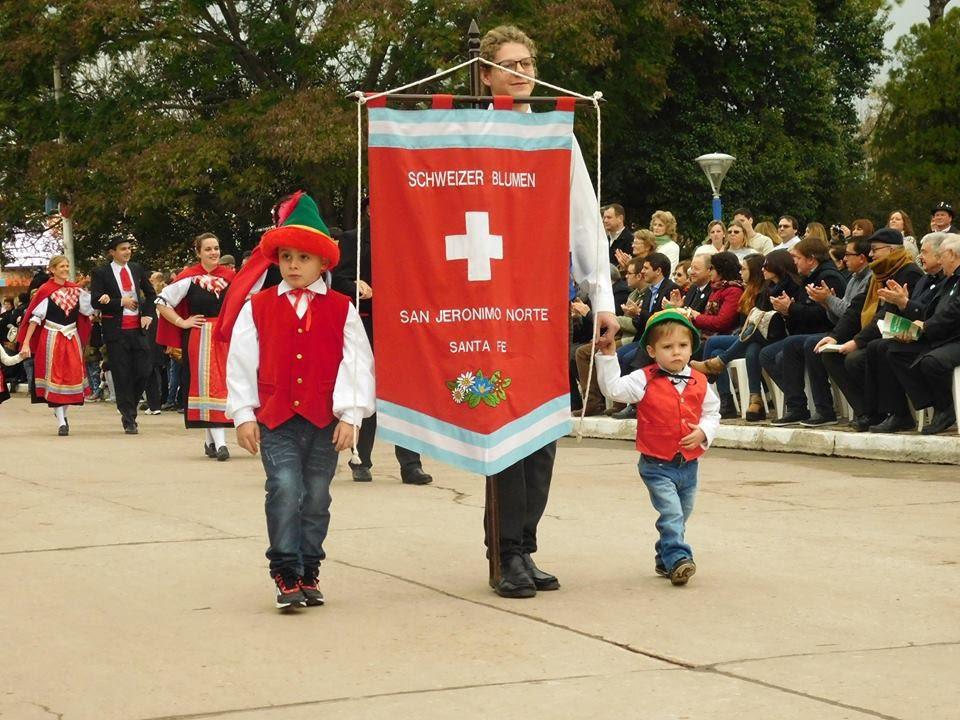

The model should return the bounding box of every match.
[603,204,633,265]
[90,237,156,434]
[885,234,960,434]
[331,218,433,485]
[814,229,925,431]
[760,237,847,425]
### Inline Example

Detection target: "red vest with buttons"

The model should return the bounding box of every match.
[635,364,708,461]
[250,287,350,430]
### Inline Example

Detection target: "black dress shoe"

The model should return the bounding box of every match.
[58,424,69,436]
[921,408,956,435]
[610,405,636,420]
[868,414,914,433]
[401,467,432,485]
[216,446,230,462]
[849,414,878,432]
[495,555,536,599]
[350,463,372,482]
[522,553,560,591]
[124,425,139,435]
[718,396,739,420]
[770,409,810,426]
[204,442,217,458]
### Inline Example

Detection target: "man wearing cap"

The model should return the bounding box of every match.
[90,238,157,434]
[931,202,957,234]
[815,228,924,431]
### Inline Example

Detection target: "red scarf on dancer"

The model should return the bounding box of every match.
[155,263,236,349]
[16,279,92,354]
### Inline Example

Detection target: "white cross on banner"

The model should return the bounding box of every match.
[445,212,503,281]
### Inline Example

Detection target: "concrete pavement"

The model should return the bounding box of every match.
[1,396,958,720]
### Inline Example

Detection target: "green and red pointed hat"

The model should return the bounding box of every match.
[260,191,340,268]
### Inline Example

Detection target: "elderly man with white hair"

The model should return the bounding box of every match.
[886,233,960,435]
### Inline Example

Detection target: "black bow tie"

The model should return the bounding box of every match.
[657,368,696,386]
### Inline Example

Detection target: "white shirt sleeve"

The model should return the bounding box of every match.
[0,346,20,366]
[156,278,192,308]
[595,353,648,403]
[79,290,94,317]
[225,300,260,426]
[332,302,376,426]
[699,382,721,448]
[569,139,615,314]
[30,299,48,325]
[661,241,680,272]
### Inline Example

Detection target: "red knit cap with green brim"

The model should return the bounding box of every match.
[260,192,340,268]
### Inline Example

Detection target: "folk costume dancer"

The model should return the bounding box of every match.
[156,233,237,460]
[16,256,95,435]
[90,238,157,435]
[223,192,375,610]
[0,345,25,405]
[479,26,617,599]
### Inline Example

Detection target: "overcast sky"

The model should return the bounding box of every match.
[882,0,959,75]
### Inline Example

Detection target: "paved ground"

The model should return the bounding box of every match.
[1,396,958,720]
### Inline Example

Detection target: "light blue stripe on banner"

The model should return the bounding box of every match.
[378,395,570,448]
[369,107,575,128]
[377,421,570,476]
[368,134,571,151]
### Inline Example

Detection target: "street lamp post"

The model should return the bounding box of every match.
[695,153,736,222]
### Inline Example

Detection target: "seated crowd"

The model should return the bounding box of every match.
[572,201,960,436]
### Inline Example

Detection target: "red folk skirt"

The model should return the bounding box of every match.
[33,322,90,406]
[0,370,9,404]
[184,318,230,427]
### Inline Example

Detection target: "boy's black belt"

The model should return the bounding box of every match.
[641,453,691,466]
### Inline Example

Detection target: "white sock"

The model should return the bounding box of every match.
[54,406,66,425]
[205,428,214,446]
[209,427,226,449]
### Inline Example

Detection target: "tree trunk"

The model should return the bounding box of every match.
[929,0,948,24]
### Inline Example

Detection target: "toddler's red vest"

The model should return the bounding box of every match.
[636,364,708,461]
[250,288,350,430]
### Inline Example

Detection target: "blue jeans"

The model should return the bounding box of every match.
[639,456,698,571]
[617,341,639,375]
[702,335,737,396]
[260,416,338,577]
[85,361,102,397]
[166,360,181,406]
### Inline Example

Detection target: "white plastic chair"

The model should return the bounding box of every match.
[727,358,769,419]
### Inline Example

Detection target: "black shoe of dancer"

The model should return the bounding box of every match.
[216,446,230,462]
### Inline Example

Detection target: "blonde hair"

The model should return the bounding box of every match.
[754,220,779,243]
[804,222,828,243]
[632,229,658,257]
[479,25,537,63]
[47,255,69,271]
[650,210,677,240]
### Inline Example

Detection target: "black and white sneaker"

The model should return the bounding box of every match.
[274,572,306,610]
[801,413,838,427]
[299,573,325,606]
[669,558,697,586]
[770,410,810,426]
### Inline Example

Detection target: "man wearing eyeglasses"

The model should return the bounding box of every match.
[776,216,801,250]
[478,25,617,600]
[814,229,925,431]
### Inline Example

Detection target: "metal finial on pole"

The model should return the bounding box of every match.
[468,19,481,107]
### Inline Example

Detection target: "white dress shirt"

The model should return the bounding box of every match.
[225,277,375,428]
[111,261,140,317]
[595,355,721,449]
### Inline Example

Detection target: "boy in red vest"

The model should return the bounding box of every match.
[225,192,375,610]
[596,309,720,585]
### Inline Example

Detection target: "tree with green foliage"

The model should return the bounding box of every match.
[871,7,960,226]
[0,1,887,268]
